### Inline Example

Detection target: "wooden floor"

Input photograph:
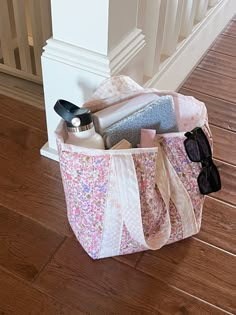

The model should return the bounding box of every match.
[0,20,235,315]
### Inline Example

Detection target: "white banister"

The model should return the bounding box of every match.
[0,0,51,82]
[144,0,236,90]
[41,0,146,159]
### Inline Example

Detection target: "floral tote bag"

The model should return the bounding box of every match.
[55,76,211,259]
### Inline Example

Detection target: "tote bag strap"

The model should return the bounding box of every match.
[99,148,172,257]
[157,140,199,238]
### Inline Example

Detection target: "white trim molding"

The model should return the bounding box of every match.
[145,0,236,90]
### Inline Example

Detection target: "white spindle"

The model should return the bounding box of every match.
[39,0,52,43]
[180,0,198,38]
[162,0,184,56]
[12,0,32,73]
[209,0,218,7]
[28,0,43,76]
[144,0,168,77]
[137,0,146,30]
[0,0,16,67]
[195,0,209,22]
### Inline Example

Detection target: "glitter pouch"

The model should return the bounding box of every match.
[103,95,177,148]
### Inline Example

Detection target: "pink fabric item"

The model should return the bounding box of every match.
[140,129,156,148]
[55,75,210,259]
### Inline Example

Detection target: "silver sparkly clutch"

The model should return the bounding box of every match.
[103,95,177,148]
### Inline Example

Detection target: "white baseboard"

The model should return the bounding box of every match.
[145,0,236,90]
[40,142,59,161]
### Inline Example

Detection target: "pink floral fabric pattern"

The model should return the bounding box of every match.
[120,224,147,255]
[161,136,204,227]
[59,151,111,259]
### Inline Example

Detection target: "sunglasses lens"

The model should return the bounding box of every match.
[198,164,221,195]
[195,129,212,159]
[184,138,201,162]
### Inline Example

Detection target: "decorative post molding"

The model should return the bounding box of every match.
[41,0,145,160]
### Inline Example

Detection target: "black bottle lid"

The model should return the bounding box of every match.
[54,99,92,127]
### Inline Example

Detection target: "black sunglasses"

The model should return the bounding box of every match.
[184,127,221,195]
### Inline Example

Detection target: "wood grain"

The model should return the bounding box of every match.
[0,73,44,109]
[113,252,143,268]
[179,88,236,132]
[223,21,236,39]
[197,197,236,254]
[198,50,236,78]
[211,125,236,165]
[0,94,46,131]
[0,269,83,315]
[137,238,236,313]
[0,204,64,281]
[212,160,236,206]
[0,159,71,236]
[211,35,236,58]
[34,238,229,315]
[183,68,236,103]
[0,114,61,180]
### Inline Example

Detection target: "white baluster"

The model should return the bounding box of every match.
[209,0,219,7]
[39,0,52,44]
[0,0,16,67]
[143,0,167,77]
[28,0,44,76]
[162,0,184,56]
[12,0,32,73]
[180,0,198,38]
[195,0,209,22]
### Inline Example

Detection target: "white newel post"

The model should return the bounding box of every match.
[40,0,145,160]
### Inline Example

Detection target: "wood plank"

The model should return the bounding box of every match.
[197,197,236,254]
[0,73,44,109]
[211,35,236,58]
[211,125,236,165]
[0,94,46,131]
[113,252,143,268]
[34,238,229,315]
[137,238,236,314]
[0,204,64,281]
[0,110,70,236]
[183,68,236,103]
[0,269,83,315]
[211,160,236,206]
[198,50,236,79]
[178,88,236,132]
[0,117,69,235]
[0,160,71,236]
[223,21,236,39]
[0,114,60,178]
